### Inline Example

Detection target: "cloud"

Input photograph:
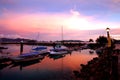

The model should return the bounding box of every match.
[111,28,120,35]
[0,34,23,39]
[0,0,15,5]
[1,0,120,18]
[0,8,120,40]
[67,0,120,12]
[0,0,120,40]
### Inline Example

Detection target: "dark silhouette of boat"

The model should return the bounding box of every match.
[0,46,8,49]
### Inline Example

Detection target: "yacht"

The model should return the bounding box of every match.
[49,45,71,55]
[10,52,44,63]
[32,46,48,55]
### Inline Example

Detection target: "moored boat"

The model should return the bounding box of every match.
[49,47,71,55]
[0,47,8,49]
[10,52,44,63]
[32,46,48,55]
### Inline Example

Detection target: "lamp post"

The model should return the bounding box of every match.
[106,27,111,48]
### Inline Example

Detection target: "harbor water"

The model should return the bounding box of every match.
[0,44,98,80]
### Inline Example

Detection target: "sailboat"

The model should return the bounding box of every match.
[31,46,49,55]
[49,26,71,55]
[10,40,44,63]
[10,52,44,63]
[30,33,49,55]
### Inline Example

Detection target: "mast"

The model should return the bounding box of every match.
[61,26,63,44]
[61,26,64,79]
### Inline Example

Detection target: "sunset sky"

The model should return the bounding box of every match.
[0,0,120,41]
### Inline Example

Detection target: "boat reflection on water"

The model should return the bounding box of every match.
[0,62,11,70]
[10,60,41,71]
[0,45,98,80]
[48,54,66,60]
[0,49,12,71]
[48,52,72,60]
[0,49,12,64]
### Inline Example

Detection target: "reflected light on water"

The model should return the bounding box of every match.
[0,45,98,80]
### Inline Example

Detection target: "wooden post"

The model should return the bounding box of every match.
[20,40,23,55]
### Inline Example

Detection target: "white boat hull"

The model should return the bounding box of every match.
[49,51,68,55]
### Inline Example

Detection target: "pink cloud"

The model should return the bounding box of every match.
[0,12,69,33]
[0,10,120,40]
[111,29,120,39]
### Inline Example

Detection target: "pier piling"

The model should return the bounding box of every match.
[20,40,23,54]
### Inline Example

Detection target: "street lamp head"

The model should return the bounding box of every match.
[106,27,111,47]
[106,27,110,32]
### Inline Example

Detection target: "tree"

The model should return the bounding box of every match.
[89,39,94,42]
[96,36,108,46]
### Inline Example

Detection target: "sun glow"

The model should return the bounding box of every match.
[65,16,91,30]
[64,9,100,30]
[1,9,120,40]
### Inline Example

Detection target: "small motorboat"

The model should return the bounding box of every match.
[89,50,94,54]
[32,46,48,55]
[49,47,71,55]
[10,52,44,63]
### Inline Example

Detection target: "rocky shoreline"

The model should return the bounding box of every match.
[73,47,120,80]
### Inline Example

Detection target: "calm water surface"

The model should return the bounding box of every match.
[0,44,98,80]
